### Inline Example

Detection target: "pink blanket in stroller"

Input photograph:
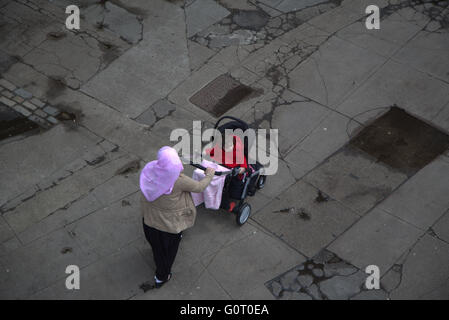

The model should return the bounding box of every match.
[191,159,230,210]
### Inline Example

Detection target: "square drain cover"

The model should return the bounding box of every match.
[350,106,449,175]
[189,74,253,117]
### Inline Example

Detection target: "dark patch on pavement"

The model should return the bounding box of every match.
[121,199,131,206]
[115,159,141,175]
[350,106,449,176]
[297,208,311,220]
[46,77,67,100]
[315,190,329,203]
[139,281,156,292]
[189,74,254,117]
[55,104,83,129]
[232,9,270,31]
[61,247,73,254]
[86,155,106,166]
[273,206,311,220]
[98,41,121,65]
[46,31,67,41]
[0,105,39,141]
[0,51,20,76]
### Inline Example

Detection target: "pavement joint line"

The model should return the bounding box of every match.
[248,216,311,259]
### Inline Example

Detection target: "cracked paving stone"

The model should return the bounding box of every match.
[297,274,313,288]
[84,2,143,44]
[319,271,366,300]
[323,262,358,277]
[312,268,324,277]
[271,281,282,297]
[280,270,298,289]
[232,10,270,30]
[305,283,322,300]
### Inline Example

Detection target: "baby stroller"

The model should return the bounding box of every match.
[191,116,267,226]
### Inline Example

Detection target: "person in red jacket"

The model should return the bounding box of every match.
[208,134,247,174]
[207,134,248,212]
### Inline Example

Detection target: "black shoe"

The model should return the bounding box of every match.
[155,273,172,289]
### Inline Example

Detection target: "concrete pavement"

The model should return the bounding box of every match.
[1,0,448,299]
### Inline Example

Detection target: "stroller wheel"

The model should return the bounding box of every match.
[256,175,266,189]
[236,203,251,226]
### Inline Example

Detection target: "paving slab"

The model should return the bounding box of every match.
[432,210,449,244]
[83,2,143,44]
[203,228,306,299]
[258,157,297,199]
[0,215,14,244]
[393,30,449,83]
[22,32,105,89]
[186,0,230,37]
[0,228,96,299]
[170,206,257,271]
[16,193,103,245]
[4,154,138,234]
[0,125,100,208]
[65,191,142,259]
[0,1,59,57]
[433,102,449,134]
[336,8,423,57]
[82,1,190,118]
[336,60,449,126]
[284,110,356,179]
[288,35,386,107]
[377,158,449,230]
[254,180,359,257]
[307,5,363,34]
[187,40,216,72]
[31,245,151,299]
[329,208,423,275]
[386,234,449,299]
[304,146,407,216]
[272,100,331,155]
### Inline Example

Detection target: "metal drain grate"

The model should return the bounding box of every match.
[189,74,253,117]
[350,106,449,175]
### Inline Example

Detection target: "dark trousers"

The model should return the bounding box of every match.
[143,221,182,282]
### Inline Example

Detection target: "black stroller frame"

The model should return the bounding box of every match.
[190,116,267,225]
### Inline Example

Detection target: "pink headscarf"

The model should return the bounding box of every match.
[139,146,184,202]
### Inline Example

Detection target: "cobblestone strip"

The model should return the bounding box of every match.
[0,78,61,129]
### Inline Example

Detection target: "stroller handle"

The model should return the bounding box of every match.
[190,162,232,176]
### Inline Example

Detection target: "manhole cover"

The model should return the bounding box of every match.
[0,105,38,141]
[189,74,253,117]
[350,106,449,175]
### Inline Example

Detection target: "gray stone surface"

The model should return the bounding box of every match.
[0,228,96,299]
[289,36,385,108]
[203,228,306,299]
[297,274,313,288]
[0,126,101,208]
[304,146,408,216]
[329,208,423,274]
[377,158,449,230]
[82,0,190,118]
[319,271,366,300]
[255,180,359,257]
[1,0,449,300]
[84,2,143,44]
[388,234,449,299]
[433,210,449,243]
[186,0,230,37]
[31,246,151,299]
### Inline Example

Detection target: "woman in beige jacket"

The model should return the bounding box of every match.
[140,146,215,288]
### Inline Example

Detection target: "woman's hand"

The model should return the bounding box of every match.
[205,168,215,176]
